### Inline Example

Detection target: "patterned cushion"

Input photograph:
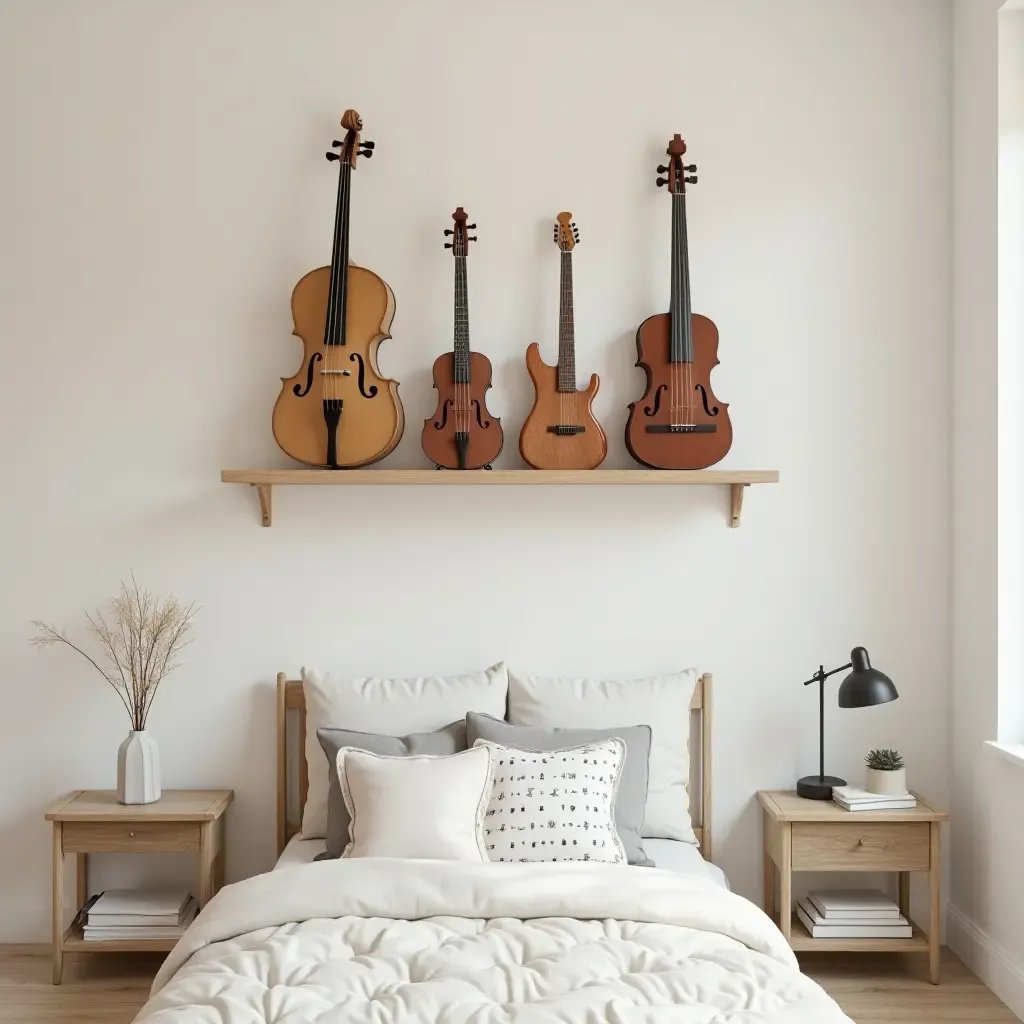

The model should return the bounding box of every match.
[475,739,627,864]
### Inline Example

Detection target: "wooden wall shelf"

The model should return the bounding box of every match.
[221,469,779,528]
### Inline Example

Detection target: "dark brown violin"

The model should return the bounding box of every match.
[625,135,732,469]
[421,208,503,470]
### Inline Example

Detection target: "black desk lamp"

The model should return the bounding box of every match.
[797,646,899,800]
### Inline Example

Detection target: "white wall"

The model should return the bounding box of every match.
[948,2,1024,1018]
[999,10,1024,742]
[0,0,951,942]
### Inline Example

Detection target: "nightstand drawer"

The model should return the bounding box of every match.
[791,821,930,871]
[62,821,200,853]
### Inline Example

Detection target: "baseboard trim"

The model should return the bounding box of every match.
[0,942,50,956]
[947,903,1024,1020]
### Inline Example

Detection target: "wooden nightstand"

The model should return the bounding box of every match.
[757,790,948,984]
[45,789,233,984]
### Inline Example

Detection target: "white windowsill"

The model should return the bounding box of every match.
[986,740,1024,769]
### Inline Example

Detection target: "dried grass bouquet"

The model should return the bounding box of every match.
[31,578,198,731]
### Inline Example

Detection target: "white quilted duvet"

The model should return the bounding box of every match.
[136,859,851,1023]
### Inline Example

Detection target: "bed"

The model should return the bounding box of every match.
[133,671,853,1023]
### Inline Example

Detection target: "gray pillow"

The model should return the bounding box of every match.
[316,721,467,859]
[465,712,653,866]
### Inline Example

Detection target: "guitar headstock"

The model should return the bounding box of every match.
[444,207,477,257]
[325,108,375,168]
[553,212,580,252]
[655,134,697,195]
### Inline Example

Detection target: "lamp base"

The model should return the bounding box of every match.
[797,774,846,800]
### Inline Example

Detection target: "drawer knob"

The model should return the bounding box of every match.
[856,838,863,846]
[129,831,134,838]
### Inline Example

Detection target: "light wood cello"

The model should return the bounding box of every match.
[273,110,404,468]
[625,135,731,469]
[519,213,607,470]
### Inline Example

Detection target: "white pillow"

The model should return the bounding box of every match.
[337,746,492,861]
[476,739,627,865]
[300,663,508,839]
[507,668,698,842]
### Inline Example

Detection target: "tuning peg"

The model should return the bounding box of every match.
[467,223,476,229]
[656,177,668,187]
[361,140,375,150]
[332,139,343,147]
[685,175,698,184]
[326,152,340,161]
[358,149,373,158]
[444,242,453,249]
[468,236,478,242]
[657,164,668,174]
[444,229,454,236]
[684,163,696,172]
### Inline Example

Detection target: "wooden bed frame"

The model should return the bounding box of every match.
[276,672,714,862]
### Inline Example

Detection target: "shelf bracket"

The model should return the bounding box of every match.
[253,484,272,527]
[730,483,747,528]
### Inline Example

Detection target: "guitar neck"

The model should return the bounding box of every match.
[557,250,576,393]
[453,254,470,384]
[669,192,694,364]
[325,160,352,348]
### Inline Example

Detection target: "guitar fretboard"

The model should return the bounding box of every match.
[557,251,576,393]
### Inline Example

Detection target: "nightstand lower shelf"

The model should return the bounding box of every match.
[62,921,179,954]
[787,916,930,953]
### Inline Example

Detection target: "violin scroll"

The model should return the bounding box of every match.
[326,110,375,168]
[655,134,698,194]
[445,207,477,256]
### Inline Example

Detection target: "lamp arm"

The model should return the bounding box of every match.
[801,662,853,687]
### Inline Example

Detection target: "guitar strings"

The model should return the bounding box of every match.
[324,153,351,417]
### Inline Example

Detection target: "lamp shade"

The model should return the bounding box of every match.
[837,647,898,708]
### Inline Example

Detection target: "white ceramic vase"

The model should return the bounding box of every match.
[117,730,161,804]
[865,766,906,796]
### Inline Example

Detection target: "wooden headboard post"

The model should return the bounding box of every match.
[276,670,714,861]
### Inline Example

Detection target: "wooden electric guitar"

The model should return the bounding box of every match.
[519,213,607,470]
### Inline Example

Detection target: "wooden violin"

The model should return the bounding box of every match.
[625,136,731,469]
[421,208,503,470]
[272,109,404,469]
[519,213,607,470]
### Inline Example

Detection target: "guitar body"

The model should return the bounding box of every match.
[520,342,607,470]
[625,312,731,470]
[273,264,404,468]
[422,351,503,469]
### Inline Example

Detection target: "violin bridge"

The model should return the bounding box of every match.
[646,424,717,434]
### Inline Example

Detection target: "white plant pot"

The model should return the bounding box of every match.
[865,766,906,796]
[117,730,161,805]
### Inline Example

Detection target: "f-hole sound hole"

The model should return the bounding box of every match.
[695,383,719,417]
[644,384,667,417]
[293,352,322,397]
[350,353,379,398]
[434,399,452,430]
[472,399,491,429]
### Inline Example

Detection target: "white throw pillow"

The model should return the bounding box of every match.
[300,663,508,839]
[338,746,492,861]
[507,668,698,842]
[476,739,627,865]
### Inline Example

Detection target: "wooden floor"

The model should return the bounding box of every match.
[0,947,1015,1022]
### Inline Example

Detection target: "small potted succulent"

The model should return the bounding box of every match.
[864,748,906,796]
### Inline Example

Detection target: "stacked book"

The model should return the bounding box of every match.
[796,889,912,938]
[832,785,916,812]
[82,889,197,941]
